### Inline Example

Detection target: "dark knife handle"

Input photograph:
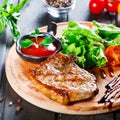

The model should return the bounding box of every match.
[47,22,57,36]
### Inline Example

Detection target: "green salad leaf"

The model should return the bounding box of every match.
[60,21,120,69]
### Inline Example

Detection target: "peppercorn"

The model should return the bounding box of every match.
[47,0,73,8]
[0,97,4,102]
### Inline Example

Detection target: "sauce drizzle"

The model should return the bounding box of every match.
[99,69,106,79]
[98,74,120,105]
[108,66,114,77]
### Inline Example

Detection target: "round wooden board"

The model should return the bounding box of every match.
[5,22,120,115]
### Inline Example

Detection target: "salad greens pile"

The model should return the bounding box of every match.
[60,21,120,69]
[0,0,28,41]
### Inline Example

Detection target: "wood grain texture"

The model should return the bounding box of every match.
[5,22,120,115]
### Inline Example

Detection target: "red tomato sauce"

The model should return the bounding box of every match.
[21,37,57,57]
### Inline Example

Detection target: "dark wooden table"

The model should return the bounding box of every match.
[0,0,120,120]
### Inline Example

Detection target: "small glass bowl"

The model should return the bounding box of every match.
[43,0,76,17]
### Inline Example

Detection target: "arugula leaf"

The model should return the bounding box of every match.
[20,39,34,48]
[40,37,54,46]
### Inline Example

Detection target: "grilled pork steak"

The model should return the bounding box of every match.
[30,53,98,105]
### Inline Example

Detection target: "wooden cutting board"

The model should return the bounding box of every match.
[5,22,120,115]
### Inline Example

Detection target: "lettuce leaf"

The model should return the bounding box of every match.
[60,21,120,69]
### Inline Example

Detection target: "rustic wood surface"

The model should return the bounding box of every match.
[0,0,120,120]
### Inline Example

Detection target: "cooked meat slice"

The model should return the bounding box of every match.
[30,52,98,105]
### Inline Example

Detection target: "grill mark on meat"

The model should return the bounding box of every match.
[36,79,69,97]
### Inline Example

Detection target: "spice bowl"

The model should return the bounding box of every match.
[43,0,76,17]
[16,22,62,63]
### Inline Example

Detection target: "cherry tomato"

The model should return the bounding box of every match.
[105,0,120,13]
[105,46,120,66]
[89,0,106,14]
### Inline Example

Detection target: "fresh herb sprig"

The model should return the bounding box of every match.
[0,0,28,41]
[30,29,40,38]
[20,28,54,48]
